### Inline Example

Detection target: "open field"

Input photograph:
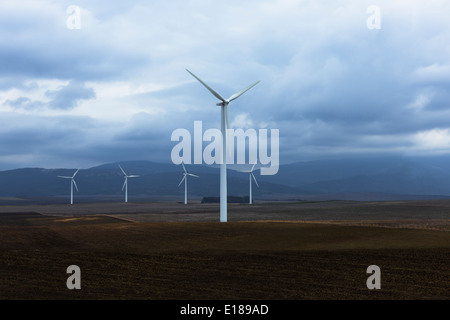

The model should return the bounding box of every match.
[1,198,450,230]
[0,200,449,300]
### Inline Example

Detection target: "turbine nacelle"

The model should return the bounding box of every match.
[186,68,259,221]
[243,162,259,205]
[119,164,140,203]
[186,69,260,107]
[58,169,80,204]
[243,162,259,188]
[178,162,199,204]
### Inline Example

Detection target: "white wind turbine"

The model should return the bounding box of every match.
[119,164,140,203]
[58,169,80,205]
[186,69,260,222]
[178,162,199,205]
[243,162,259,204]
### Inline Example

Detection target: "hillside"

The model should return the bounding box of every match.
[2,156,450,201]
[0,161,304,200]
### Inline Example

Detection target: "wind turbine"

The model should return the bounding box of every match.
[119,164,140,203]
[58,169,80,205]
[243,162,259,204]
[178,162,199,205]
[186,69,260,222]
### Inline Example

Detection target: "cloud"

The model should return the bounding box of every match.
[45,81,96,110]
[4,97,45,110]
[0,0,450,169]
[231,113,254,129]
[2,81,95,111]
[412,64,450,85]
[414,128,450,151]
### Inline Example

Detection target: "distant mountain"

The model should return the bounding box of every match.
[2,156,450,202]
[257,156,413,187]
[257,156,450,197]
[302,161,450,195]
[91,160,177,175]
[0,160,304,200]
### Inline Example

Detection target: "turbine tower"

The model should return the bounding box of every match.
[178,162,199,205]
[186,69,260,222]
[58,169,80,205]
[119,164,140,203]
[244,162,259,204]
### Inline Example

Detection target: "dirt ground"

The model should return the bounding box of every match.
[0,200,449,300]
[1,199,450,228]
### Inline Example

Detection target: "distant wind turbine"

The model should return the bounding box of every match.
[58,169,80,205]
[178,162,199,205]
[243,162,259,204]
[119,164,140,203]
[186,69,260,222]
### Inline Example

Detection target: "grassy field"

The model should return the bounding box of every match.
[0,200,449,300]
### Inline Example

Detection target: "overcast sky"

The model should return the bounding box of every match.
[0,0,449,170]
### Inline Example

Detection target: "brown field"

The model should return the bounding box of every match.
[0,199,449,300]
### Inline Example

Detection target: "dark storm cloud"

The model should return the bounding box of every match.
[1,0,450,170]
[0,1,148,83]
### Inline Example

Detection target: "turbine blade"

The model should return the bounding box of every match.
[227,80,260,103]
[122,178,127,191]
[251,161,257,172]
[251,172,259,188]
[182,162,187,173]
[72,179,79,192]
[178,175,186,187]
[128,175,140,178]
[58,176,71,179]
[186,69,226,102]
[72,169,80,178]
[188,174,199,178]
[118,164,127,176]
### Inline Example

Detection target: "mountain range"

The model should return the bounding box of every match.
[2,155,450,203]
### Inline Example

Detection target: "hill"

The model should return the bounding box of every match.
[2,155,450,201]
[0,160,304,200]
